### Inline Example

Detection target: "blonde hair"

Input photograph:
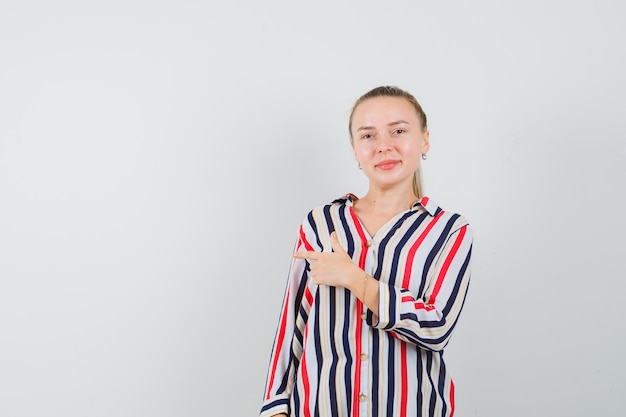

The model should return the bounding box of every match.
[348,86,428,198]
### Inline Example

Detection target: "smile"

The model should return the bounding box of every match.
[375,160,400,170]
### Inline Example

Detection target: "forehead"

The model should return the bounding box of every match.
[352,96,419,127]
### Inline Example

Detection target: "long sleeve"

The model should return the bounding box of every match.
[260,227,316,417]
[369,223,473,351]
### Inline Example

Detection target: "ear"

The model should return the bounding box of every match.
[421,130,431,155]
[353,145,360,165]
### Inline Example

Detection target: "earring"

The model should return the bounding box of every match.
[358,163,362,170]
[421,154,428,160]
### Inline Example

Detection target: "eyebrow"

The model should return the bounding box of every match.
[356,120,410,132]
[388,120,410,127]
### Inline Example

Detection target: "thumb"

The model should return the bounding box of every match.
[330,231,347,254]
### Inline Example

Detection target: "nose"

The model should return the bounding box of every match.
[377,133,392,153]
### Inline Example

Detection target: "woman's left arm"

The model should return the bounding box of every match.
[371,224,473,351]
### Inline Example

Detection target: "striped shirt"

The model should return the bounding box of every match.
[261,195,473,417]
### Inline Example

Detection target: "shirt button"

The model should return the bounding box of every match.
[361,313,366,320]
[366,240,373,247]
[360,353,368,361]
[359,393,367,402]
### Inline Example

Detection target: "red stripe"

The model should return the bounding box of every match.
[348,207,368,417]
[427,226,467,305]
[413,302,436,311]
[265,285,291,399]
[450,379,455,417]
[296,231,315,314]
[349,207,368,268]
[297,228,314,415]
[302,322,311,417]
[299,225,314,251]
[402,295,436,310]
[305,288,313,306]
[401,295,413,303]
[420,196,429,207]
[297,225,317,415]
[400,342,408,417]
[402,211,445,288]
[403,289,438,311]
[353,302,363,416]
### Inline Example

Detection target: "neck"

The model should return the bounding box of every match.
[359,185,419,214]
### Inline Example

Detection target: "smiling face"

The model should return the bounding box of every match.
[350,96,430,193]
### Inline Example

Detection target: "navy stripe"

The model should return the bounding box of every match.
[260,398,288,412]
[386,335,396,417]
[438,355,448,417]
[307,211,323,250]
[385,283,397,330]
[343,289,353,416]
[425,352,436,417]
[293,381,301,415]
[416,348,424,412]
[313,289,323,415]
[338,206,355,257]
[328,286,339,417]
[393,327,437,351]
[371,329,380,417]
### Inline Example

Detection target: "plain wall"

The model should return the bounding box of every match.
[1,0,625,416]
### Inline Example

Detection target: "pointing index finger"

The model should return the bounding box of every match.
[293,250,321,260]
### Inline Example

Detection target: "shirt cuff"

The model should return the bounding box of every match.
[260,396,290,417]
[366,281,400,330]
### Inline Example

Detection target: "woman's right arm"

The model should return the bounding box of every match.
[260,225,316,417]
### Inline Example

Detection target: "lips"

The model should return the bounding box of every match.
[375,159,400,170]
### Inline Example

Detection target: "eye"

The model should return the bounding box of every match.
[393,128,405,135]
[361,133,374,140]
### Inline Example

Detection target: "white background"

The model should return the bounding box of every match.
[1,1,625,416]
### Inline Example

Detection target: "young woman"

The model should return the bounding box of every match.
[260,86,473,417]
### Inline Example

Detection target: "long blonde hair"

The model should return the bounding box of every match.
[348,86,428,198]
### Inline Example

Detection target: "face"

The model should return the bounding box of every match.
[350,96,430,192]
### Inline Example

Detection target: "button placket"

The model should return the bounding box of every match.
[359,242,375,416]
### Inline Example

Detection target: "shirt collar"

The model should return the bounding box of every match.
[411,196,439,216]
[334,194,439,217]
